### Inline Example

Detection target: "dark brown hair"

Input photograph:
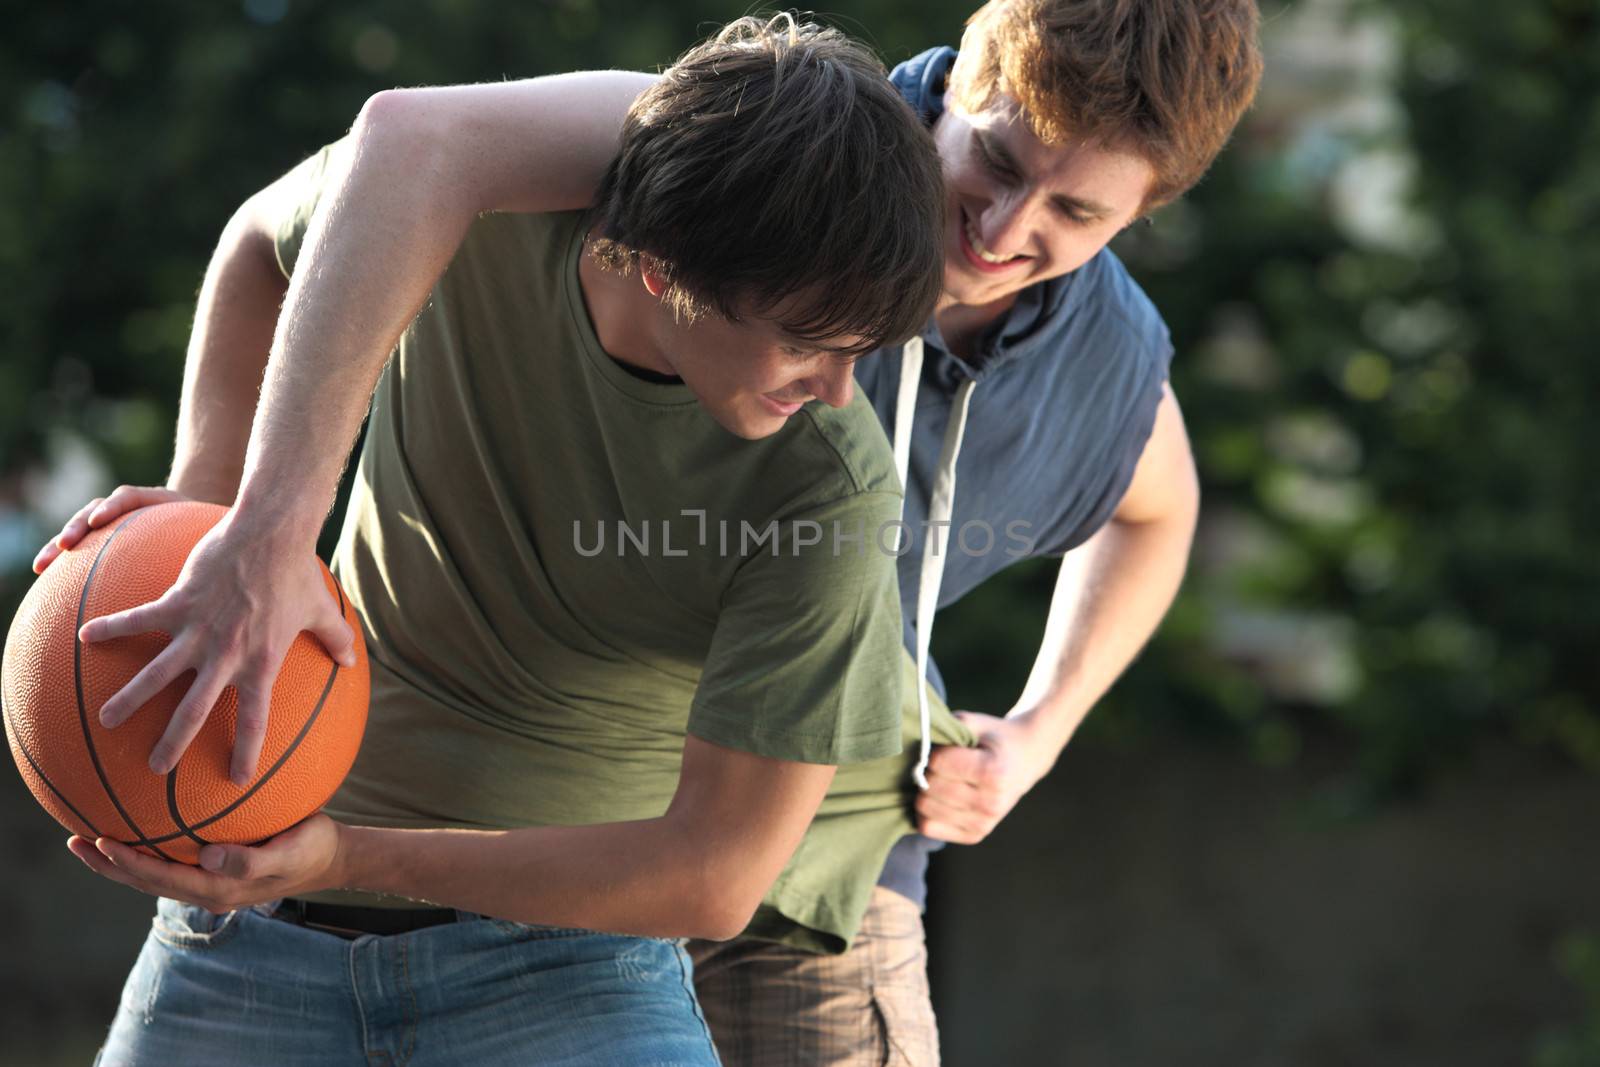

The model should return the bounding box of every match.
[948,0,1264,209]
[588,14,946,353]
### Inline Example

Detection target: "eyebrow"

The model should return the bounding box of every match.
[977,129,1116,219]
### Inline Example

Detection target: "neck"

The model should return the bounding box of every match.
[576,239,676,376]
[934,291,1017,361]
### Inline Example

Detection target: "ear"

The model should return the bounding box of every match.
[638,255,669,299]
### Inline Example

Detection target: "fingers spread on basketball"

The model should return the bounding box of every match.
[228,674,279,786]
[77,593,174,646]
[150,667,229,776]
[8,502,368,868]
[84,511,345,779]
[205,550,356,784]
[98,640,188,728]
[311,597,359,669]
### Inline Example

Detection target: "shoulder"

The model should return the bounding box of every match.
[1064,251,1176,466]
[462,208,586,262]
[1069,248,1174,376]
[437,210,589,308]
[1114,382,1199,524]
[786,390,900,502]
[269,143,343,278]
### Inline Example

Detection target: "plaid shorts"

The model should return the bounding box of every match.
[687,886,940,1067]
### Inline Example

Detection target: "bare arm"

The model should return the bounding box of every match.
[357,73,656,215]
[1009,382,1200,746]
[168,194,289,504]
[918,384,1200,843]
[75,737,835,942]
[240,70,656,538]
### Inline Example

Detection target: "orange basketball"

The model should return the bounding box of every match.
[2,501,368,865]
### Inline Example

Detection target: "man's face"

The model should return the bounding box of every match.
[653,299,863,441]
[933,91,1156,311]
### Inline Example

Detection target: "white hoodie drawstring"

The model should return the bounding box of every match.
[892,337,977,790]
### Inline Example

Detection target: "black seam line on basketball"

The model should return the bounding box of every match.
[138,640,341,846]
[164,765,213,848]
[4,694,105,839]
[135,576,349,847]
[75,510,177,862]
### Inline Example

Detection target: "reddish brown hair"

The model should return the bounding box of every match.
[948,0,1264,208]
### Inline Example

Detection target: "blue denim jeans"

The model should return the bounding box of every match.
[95,897,722,1066]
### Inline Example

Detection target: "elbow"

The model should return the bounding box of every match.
[351,90,478,216]
[686,887,762,943]
[355,88,428,139]
[354,89,437,159]
[352,89,456,174]
[673,854,767,941]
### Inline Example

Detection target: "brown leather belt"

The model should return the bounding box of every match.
[273,898,464,940]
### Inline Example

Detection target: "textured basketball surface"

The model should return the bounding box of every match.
[2,501,369,865]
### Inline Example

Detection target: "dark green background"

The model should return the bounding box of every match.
[3,1,1596,1063]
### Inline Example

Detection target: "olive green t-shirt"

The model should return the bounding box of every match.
[273,147,973,952]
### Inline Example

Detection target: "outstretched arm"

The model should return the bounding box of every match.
[40,73,652,782]
[72,736,835,942]
[918,383,1200,843]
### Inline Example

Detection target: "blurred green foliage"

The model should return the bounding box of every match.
[1534,931,1600,1067]
[937,0,1600,802]
[4,0,1597,797]
[0,0,968,581]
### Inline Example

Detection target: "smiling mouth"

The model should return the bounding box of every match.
[961,210,1030,271]
[762,394,808,416]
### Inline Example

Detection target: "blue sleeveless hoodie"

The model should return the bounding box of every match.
[868,47,1175,905]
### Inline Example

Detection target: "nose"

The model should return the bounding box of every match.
[806,360,855,409]
[977,193,1036,259]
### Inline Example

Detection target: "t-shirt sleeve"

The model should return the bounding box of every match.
[270,142,341,281]
[689,490,906,766]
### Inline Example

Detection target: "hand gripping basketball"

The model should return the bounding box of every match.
[76,502,358,785]
[32,484,189,575]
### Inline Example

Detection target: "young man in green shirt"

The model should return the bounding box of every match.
[46,17,948,1066]
[45,2,1266,1064]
